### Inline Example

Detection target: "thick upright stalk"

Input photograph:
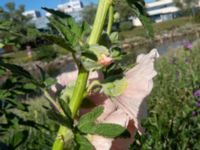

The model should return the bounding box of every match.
[107,5,113,35]
[52,0,112,150]
[88,0,112,44]
[69,67,88,117]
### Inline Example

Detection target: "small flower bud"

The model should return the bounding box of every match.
[99,54,113,67]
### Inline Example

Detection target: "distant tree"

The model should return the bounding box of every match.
[174,0,199,16]
[82,3,97,25]
[0,2,39,51]
[113,0,134,21]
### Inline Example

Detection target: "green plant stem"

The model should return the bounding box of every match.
[88,0,112,44]
[107,5,114,35]
[52,0,112,149]
[69,67,88,117]
[43,89,62,114]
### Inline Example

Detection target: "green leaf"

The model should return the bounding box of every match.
[89,123,126,138]
[0,68,5,76]
[78,106,104,129]
[47,110,73,129]
[110,47,123,60]
[44,77,57,87]
[99,33,112,48]
[75,134,94,150]
[23,83,37,90]
[48,17,76,44]
[6,99,28,111]
[43,7,83,46]
[42,7,72,18]
[42,34,75,53]
[0,62,34,80]
[77,106,128,138]
[125,0,154,38]
[58,98,72,118]
[80,21,91,39]
[10,130,28,149]
[0,90,11,99]
[102,77,128,97]
[109,32,119,44]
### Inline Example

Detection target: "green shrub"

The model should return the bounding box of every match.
[193,12,200,23]
[132,40,200,149]
[34,45,57,62]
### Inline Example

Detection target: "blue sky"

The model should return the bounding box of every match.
[0,0,154,15]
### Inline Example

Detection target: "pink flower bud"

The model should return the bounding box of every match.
[99,54,113,66]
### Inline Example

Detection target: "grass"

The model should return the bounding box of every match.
[132,39,200,149]
[120,17,192,40]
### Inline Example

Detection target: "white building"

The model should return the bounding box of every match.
[57,0,83,13]
[146,0,180,23]
[56,0,83,22]
[23,10,41,19]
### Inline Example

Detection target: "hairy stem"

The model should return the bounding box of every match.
[52,0,112,149]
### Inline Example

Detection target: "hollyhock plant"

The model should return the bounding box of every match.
[34,0,157,149]
[51,49,159,150]
[0,0,159,149]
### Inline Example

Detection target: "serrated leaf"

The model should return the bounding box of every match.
[43,7,83,46]
[78,106,104,129]
[75,134,94,150]
[42,7,71,18]
[48,17,75,44]
[42,34,75,53]
[102,77,128,97]
[0,62,34,80]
